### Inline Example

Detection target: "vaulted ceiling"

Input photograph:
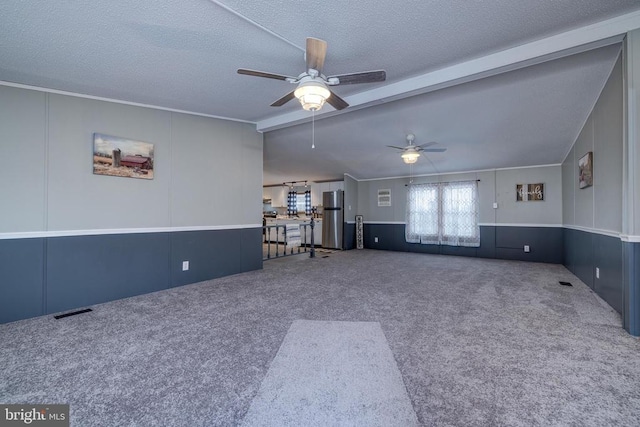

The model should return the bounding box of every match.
[2,1,639,185]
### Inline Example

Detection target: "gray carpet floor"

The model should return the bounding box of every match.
[1,249,639,426]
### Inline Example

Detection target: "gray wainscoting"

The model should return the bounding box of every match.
[170,228,262,287]
[344,223,356,250]
[46,233,172,314]
[494,226,563,263]
[363,224,563,264]
[0,238,45,324]
[622,242,639,335]
[0,228,263,324]
[563,228,623,314]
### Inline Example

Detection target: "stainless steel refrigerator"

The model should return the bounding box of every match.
[322,190,344,249]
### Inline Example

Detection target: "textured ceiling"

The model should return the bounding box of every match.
[264,44,622,184]
[1,1,639,184]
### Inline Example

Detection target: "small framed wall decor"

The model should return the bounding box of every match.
[516,183,544,201]
[377,189,391,207]
[579,151,593,189]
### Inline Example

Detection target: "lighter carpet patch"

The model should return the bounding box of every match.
[241,320,419,427]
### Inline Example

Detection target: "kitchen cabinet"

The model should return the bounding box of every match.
[310,184,322,207]
[311,181,343,206]
[302,219,322,246]
[329,181,344,191]
[264,186,287,207]
[272,187,287,207]
[262,187,272,202]
[268,181,343,208]
[313,220,322,245]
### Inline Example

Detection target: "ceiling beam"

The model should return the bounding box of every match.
[256,9,640,132]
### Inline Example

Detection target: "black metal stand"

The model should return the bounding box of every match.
[309,217,316,258]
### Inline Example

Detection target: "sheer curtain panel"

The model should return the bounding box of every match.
[405,181,480,247]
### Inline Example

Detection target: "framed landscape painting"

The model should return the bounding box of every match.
[93,133,154,180]
[578,151,593,189]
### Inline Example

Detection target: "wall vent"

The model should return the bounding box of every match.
[54,308,93,319]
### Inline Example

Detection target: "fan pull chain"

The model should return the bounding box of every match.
[311,109,315,149]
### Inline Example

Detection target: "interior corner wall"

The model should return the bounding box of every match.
[562,52,624,314]
[622,30,640,336]
[0,86,263,324]
[343,175,359,250]
[356,165,563,263]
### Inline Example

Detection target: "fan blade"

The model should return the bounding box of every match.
[415,141,437,148]
[237,69,292,81]
[422,148,447,152]
[386,145,407,150]
[328,70,386,85]
[270,90,296,107]
[306,38,327,73]
[326,90,349,110]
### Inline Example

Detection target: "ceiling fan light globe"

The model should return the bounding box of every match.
[401,151,420,164]
[298,95,325,111]
[295,81,330,111]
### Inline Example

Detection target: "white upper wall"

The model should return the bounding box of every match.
[625,29,640,237]
[495,167,562,225]
[562,53,623,234]
[47,93,173,230]
[170,112,263,227]
[0,86,47,232]
[0,86,263,235]
[356,165,562,225]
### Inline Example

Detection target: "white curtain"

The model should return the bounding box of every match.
[405,181,480,247]
[406,183,439,244]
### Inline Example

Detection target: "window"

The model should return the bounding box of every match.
[405,181,480,247]
[288,190,312,215]
[296,193,306,213]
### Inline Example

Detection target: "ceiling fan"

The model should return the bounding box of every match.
[387,134,446,164]
[237,37,386,112]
